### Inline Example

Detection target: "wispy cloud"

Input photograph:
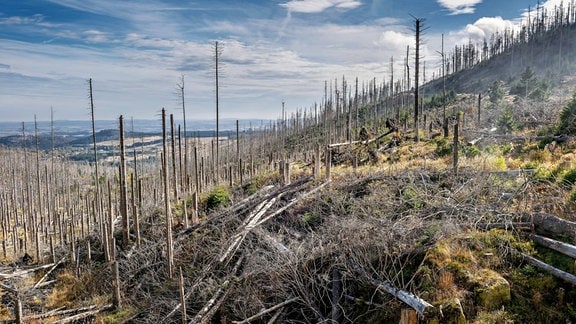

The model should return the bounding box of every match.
[280,0,362,14]
[437,0,482,15]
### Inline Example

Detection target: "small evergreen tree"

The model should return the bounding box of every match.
[497,107,517,133]
[488,80,505,104]
[559,92,576,134]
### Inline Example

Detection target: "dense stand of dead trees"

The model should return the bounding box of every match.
[3,3,576,321]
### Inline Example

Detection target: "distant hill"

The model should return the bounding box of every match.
[0,118,270,150]
[423,21,576,96]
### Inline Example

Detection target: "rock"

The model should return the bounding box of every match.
[472,269,511,310]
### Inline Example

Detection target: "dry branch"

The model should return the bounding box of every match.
[175,176,314,240]
[219,198,279,264]
[475,222,533,231]
[370,278,434,317]
[23,305,95,321]
[0,262,56,279]
[48,304,112,324]
[231,297,299,324]
[33,257,65,289]
[190,256,244,324]
[328,128,395,148]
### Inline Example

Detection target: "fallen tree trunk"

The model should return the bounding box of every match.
[328,129,395,148]
[521,213,576,244]
[33,257,65,289]
[518,252,576,285]
[0,262,56,279]
[191,256,243,324]
[531,234,576,259]
[370,278,434,317]
[49,304,112,324]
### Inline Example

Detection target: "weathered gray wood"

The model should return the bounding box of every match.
[531,234,576,259]
[50,304,112,324]
[519,252,576,285]
[162,109,174,279]
[0,262,55,279]
[179,267,187,324]
[33,257,65,289]
[23,305,101,321]
[15,292,22,324]
[231,297,299,324]
[328,128,395,148]
[370,278,433,316]
[119,115,129,248]
[521,213,576,244]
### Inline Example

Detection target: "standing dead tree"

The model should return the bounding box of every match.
[161,109,174,279]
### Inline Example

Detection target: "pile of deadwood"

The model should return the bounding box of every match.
[2,170,576,323]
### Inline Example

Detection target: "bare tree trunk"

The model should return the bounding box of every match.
[477,93,482,125]
[453,116,459,175]
[331,266,342,323]
[119,116,129,248]
[162,109,174,279]
[215,41,221,176]
[112,254,121,309]
[170,114,178,200]
[414,18,421,142]
[89,79,101,231]
[179,267,187,324]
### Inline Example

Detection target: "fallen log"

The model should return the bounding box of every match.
[219,197,278,264]
[48,304,112,324]
[254,181,330,226]
[518,252,576,285]
[521,213,576,244]
[531,234,576,259]
[467,137,483,146]
[175,176,313,240]
[370,278,434,317]
[231,297,299,324]
[24,305,91,321]
[328,129,395,148]
[0,262,56,279]
[191,256,243,324]
[266,308,283,324]
[33,257,65,289]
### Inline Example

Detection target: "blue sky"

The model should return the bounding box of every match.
[0,0,562,122]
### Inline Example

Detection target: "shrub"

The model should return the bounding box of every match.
[568,189,576,204]
[559,92,576,135]
[463,145,481,158]
[562,168,576,186]
[533,167,553,182]
[494,156,507,171]
[521,161,538,170]
[205,186,231,211]
[435,138,452,157]
[302,212,321,227]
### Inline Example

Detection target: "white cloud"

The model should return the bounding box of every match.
[459,16,518,43]
[0,14,60,28]
[437,0,482,15]
[83,30,110,43]
[280,0,362,14]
